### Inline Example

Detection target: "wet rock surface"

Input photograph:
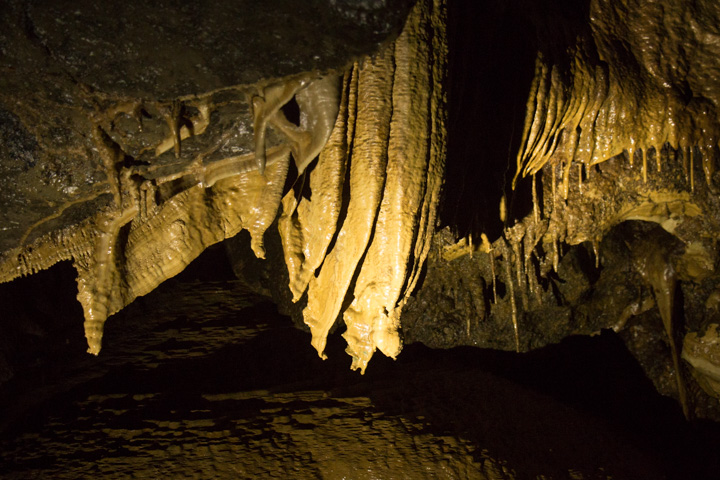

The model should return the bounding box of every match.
[22,0,413,100]
[0,0,414,252]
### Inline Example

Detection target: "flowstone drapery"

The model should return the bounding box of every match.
[279,0,447,372]
[0,0,447,373]
[3,0,720,423]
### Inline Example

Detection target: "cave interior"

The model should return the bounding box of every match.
[2,0,720,478]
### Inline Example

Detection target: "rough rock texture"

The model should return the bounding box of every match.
[3,0,720,426]
[0,0,418,361]
[0,0,414,253]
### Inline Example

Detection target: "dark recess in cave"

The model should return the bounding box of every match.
[443,0,598,240]
[443,0,537,240]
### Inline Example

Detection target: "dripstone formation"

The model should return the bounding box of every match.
[2,0,720,421]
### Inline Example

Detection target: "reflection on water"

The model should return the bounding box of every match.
[1,271,719,479]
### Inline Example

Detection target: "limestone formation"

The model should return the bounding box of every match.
[0,0,446,368]
[278,0,447,372]
[2,0,720,423]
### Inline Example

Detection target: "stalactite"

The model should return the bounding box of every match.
[75,150,291,355]
[271,75,341,175]
[592,238,600,269]
[690,147,695,192]
[0,0,446,372]
[531,173,540,225]
[60,63,350,356]
[701,145,715,186]
[154,98,212,158]
[300,50,393,361]
[92,125,123,208]
[402,17,447,306]
[278,71,353,301]
[495,5,720,416]
[562,156,572,200]
[512,235,528,310]
[628,228,690,419]
[252,74,314,175]
[489,238,498,305]
[523,227,543,306]
[235,73,343,187]
[529,250,543,305]
[551,162,557,210]
[499,195,507,224]
[164,100,183,159]
[78,206,137,355]
[577,162,583,193]
[513,0,720,204]
[342,0,446,373]
[502,238,520,353]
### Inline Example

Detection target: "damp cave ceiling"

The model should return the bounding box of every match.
[6,0,719,267]
[0,0,449,374]
[0,0,415,253]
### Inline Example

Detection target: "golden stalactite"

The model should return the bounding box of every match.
[76,149,291,355]
[483,4,720,377]
[251,74,313,175]
[343,0,446,373]
[0,0,447,371]
[401,0,447,315]
[513,0,720,194]
[298,47,394,363]
[278,71,353,302]
[282,0,447,372]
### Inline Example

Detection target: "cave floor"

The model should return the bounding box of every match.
[1,275,719,479]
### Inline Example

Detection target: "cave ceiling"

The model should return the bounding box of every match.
[2,0,720,419]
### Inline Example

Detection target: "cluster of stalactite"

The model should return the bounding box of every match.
[279,0,447,372]
[514,0,720,195]
[3,0,720,398]
[0,0,447,373]
[468,0,720,415]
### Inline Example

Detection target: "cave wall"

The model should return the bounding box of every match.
[1,0,720,420]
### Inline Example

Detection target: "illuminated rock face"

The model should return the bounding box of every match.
[279,1,447,372]
[0,0,445,372]
[1,0,720,419]
[505,0,720,415]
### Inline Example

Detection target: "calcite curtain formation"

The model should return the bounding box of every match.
[78,154,292,355]
[507,0,720,294]
[4,0,720,400]
[0,0,447,372]
[496,0,720,410]
[281,0,447,372]
[515,0,720,191]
